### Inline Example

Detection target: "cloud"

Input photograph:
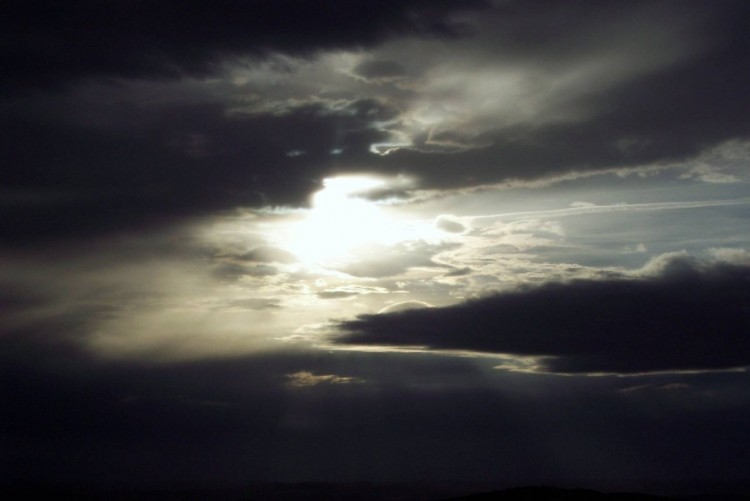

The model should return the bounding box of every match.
[0,99,389,243]
[336,241,459,278]
[477,218,565,238]
[435,215,467,233]
[0,0,487,92]
[335,254,750,374]
[571,201,596,208]
[3,1,749,250]
[469,197,750,224]
[239,246,297,264]
[220,298,281,311]
[211,262,279,280]
[317,285,389,300]
[351,60,408,82]
[679,140,750,184]
[378,300,432,314]
[285,371,364,388]
[618,383,691,396]
[336,1,750,189]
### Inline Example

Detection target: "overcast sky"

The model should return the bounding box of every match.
[2,0,750,494]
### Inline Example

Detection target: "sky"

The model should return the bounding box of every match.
[2,0,750,493]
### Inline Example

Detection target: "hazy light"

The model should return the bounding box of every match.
[277,175,413,266]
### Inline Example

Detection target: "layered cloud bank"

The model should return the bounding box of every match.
[337,255,750,374]
[3,1,750,243]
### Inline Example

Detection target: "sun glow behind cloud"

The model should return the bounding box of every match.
[274,175,429,266]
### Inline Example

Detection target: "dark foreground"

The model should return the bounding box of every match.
[2,484,749,501]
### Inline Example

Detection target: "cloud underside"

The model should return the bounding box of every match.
[2,1,749,245]
[335,257,750,374]
[1,0,486,91]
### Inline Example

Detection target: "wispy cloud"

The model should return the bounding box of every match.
[285,371,364,388]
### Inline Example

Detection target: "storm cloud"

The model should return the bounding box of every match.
[336,255,750,374]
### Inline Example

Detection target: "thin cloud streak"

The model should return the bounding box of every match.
[468,197,750,222]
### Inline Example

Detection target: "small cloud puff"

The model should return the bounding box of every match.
[285,371,364,389]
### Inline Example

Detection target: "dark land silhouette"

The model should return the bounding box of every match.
[2,483,749,501]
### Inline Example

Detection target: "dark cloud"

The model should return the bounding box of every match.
[3,1,749,246]
[0,325,500,487]
[0,0,487,92]
[0,101,385,244]
[336,256,750,374]
[342,98,404,123]
[3,328,750,490]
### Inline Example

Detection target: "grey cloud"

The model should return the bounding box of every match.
[285,371,364,388]
[336,255,750,374]
[221,298,281,310]
[317,290,360,300]
[352,60,408,81]
[436,215,466,233]
[211,262,279,280]
[441,266,473,277]
[618,383,691,396]
[240,246,297,264]
[337,241,459,278]
[342,98,404,122]
[317,286,389,300]
[342,0,750,189]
